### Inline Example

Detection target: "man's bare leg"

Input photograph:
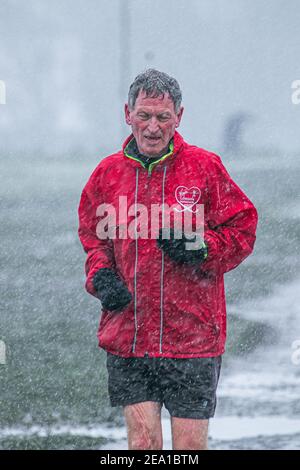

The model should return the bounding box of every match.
[171,417,209,450]
[123,401,163,450]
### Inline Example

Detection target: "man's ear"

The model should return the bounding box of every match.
[175,106,184,128]
[125,103,131,125]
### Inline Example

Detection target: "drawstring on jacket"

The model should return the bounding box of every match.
[131,165,167,354]
[132,167,139,353]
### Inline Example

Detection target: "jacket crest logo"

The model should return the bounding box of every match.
[175,186,201,213]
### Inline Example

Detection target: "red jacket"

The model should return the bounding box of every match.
[78,131,258,358]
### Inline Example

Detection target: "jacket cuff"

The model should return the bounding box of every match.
[198,232,219,273]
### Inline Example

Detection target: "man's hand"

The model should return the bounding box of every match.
[92,268,132,311]
[157,227,208,265]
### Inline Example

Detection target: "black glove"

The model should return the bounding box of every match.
[92,268,132,311]
[157,227,208,265]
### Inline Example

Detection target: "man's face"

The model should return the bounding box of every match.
[125,91,183,157]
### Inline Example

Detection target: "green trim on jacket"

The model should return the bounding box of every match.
[124,137,174,175]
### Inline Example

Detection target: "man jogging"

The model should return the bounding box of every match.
[78,69,258,450]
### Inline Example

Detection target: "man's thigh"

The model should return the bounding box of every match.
[124,401,163,450]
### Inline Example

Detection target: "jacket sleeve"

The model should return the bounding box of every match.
[200,154,258,275]
[78,168,116,298]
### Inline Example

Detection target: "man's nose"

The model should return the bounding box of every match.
[147,117,160,133]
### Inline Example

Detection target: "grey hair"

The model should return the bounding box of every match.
[128,68,182,112]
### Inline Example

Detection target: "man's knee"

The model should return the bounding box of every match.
[174,436,208,450]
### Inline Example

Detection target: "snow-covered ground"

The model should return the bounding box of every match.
[1,415,300,450]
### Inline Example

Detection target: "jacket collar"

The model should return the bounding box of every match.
[122,131,185,175]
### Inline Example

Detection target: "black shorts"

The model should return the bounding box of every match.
[106,353,222,419]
